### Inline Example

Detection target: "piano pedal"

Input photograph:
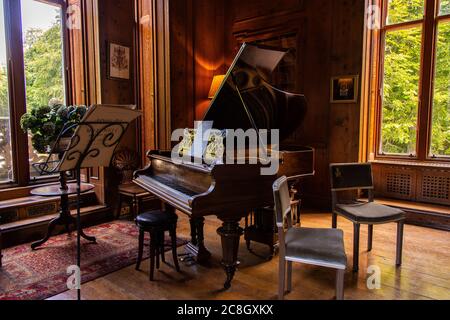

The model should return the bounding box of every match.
[178,253,197,266]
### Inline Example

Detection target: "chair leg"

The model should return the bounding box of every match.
[368,225,373,252]
[278,256,286,300]
[286,261,293,293]
[336,269,345,300]
[155,235,160,270]
[332,213,337,229]
[136,228,144,270]
[116,194,122,219]
[160,231,166,263]
[353,223,360,272]
[149,234,156,281]
[396,221,404,266]
[131,196,138,220]
[170,225,181,272]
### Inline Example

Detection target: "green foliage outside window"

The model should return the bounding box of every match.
[431,22,450,156]
[23,14,65,110]
[381,0,450,156]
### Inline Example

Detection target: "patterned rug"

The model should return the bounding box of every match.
[0,221,187,300]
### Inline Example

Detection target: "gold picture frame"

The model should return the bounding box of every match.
[330,75,359,103]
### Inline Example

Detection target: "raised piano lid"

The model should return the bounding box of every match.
[203,43,307,144]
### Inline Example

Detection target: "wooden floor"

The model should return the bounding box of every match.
[50,212,450,300]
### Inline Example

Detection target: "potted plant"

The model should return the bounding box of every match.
[20,100,88,155]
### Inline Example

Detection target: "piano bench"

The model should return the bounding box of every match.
[135,210,180,281]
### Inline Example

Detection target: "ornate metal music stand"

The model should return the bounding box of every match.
[33,105,139,300]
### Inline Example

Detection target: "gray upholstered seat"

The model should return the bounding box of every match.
[335,202,404,224]
[273,176,347,300]
[285,227,347,269]
[330,163,406,272]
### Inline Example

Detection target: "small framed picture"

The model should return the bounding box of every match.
[108,42,130,80]
[330,75,359,103]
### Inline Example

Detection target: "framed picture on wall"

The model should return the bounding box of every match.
[330,75,359,103]
[108,42,130,80]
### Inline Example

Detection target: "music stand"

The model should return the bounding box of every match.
[34,105,141,300]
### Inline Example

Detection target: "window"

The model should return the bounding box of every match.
[431,2,450,157]
[0,0,70,186]
[20,0,66,179]
[0,0,13,183]
[374,0,450,160]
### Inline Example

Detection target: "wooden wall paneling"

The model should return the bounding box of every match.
[138,0,157,163]
[68,0,86,105]
[169,0,195,133]
[328,0,365,164]
[154,0,172,150]
[93,0,137,206]
[193,0,225,120]
[231,0,304,22]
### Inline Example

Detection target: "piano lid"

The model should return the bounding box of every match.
[203,43,307,142]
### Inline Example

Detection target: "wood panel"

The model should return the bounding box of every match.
[223,0,365,208]
[137,0,156,162]
[142,0,366,209]
[169,0,195,134]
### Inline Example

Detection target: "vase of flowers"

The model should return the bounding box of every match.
[20,99,88,155]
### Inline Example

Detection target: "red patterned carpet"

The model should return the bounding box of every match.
[0,221,187,300]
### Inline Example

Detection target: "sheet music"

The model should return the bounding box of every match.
[58,105,141,171]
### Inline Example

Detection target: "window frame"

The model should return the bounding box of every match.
[373,0,450,163]
[1,0,72,189]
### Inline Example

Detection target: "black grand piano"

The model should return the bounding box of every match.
[134,43,314,289]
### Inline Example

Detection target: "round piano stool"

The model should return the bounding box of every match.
[135,210,181,281]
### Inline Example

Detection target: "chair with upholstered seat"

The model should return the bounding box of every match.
[135,210,181,280]
[330,163,406,272]
[273,176,347,300]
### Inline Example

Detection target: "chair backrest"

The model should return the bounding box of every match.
[330,163,373,191]
[273,176,292,229]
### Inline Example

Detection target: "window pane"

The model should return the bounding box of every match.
[387,0,424,25]
[0,1,13,183]
[380,27,422,155]
[440,0,450,16]
[21,0,65,179]
[430,22,450,157]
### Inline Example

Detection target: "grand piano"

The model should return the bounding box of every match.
[134,43,314,289]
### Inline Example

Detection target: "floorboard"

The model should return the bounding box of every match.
[49,212,450,300]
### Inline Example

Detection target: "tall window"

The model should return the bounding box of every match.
[0,0,12,183]
[376,0,450,160]
[0,0,69,186]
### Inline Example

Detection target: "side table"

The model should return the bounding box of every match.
[30,183,97,250]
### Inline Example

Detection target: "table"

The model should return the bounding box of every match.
[30,182,97,250]
[116,183,156,219]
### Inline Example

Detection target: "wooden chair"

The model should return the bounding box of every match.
[113,148,155,219]
[330,163,406,272]
[135,210,181,281]
[273,176,347,300]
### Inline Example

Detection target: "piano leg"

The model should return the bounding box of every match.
[217,217,244,290]
[189,217,212,264]
[180,217,212,265]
